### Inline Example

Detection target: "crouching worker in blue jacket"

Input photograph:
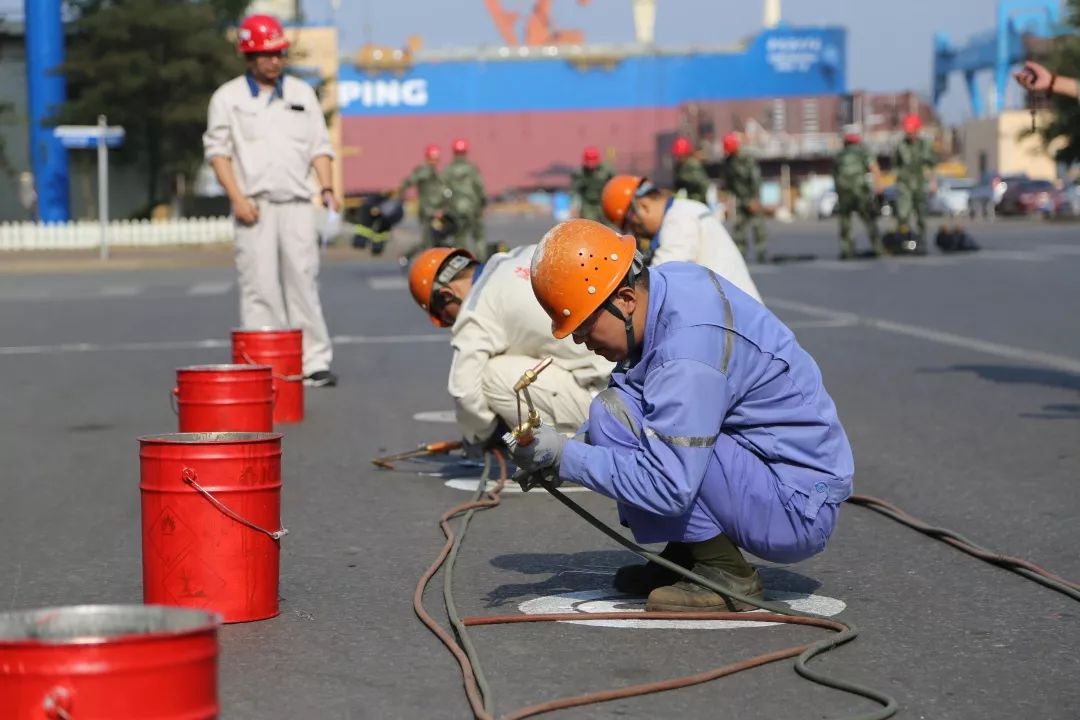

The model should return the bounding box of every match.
[512,219,854,612]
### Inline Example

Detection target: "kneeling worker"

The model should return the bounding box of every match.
[513,219,853,611]
[601,175,762,303]
[408,245,613,450]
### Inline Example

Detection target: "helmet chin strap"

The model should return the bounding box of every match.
[601,298,637,369]
[601,252,645,369]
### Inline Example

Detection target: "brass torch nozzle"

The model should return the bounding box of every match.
[513,356,554,392]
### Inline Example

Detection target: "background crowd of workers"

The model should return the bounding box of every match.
[392,110,952,271]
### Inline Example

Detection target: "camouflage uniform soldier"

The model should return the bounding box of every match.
[721,133,767,263]
[399,144,446,254]
[443,138,487,258]
[671,137,710,204]
[571,147,613,222]
[833,130,883,259]
[892,114,937,245]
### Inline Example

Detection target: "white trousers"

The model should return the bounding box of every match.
[481,355,596,435]
[234,200,333,375]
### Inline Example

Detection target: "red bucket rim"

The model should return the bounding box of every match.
[138,431,283,445]
[177,364,272,373]
[0,604,219,647]
[231,327,302,335]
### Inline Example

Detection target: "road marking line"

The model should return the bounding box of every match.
[1037,244,1080,256]
[187,281,233,296]
[413,410,456,423]
[99,285,142,296]
[770,298,1080,374]
[517,589,845,629]
[368,275,408,290]
[0,333,445,356]
[444,478,591,494]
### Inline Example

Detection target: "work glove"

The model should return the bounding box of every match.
[461,437,485,460]
[509,423,566,476]
[461,419,511,460]
[514,466,562,493]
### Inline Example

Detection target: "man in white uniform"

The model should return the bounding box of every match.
[408,246,613,449]
[203,14,338,387]
[601,175,762,303]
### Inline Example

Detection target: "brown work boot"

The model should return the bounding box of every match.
[645,535,764,612]
[612,542,694,596]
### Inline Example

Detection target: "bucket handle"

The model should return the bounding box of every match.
[238,349,304,383]
[43,685,73,719]
[182,468,289,541]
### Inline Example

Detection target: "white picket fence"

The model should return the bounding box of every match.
[0,217,234,251]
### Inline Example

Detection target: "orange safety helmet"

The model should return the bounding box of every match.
[238,15,290,54]
[408,247,476,327]
[600,175,644,229]
[671,136,693,159]
[452,138,469,154]
[582,146,600,168]
[424,144,440,160]
[531,219,637,339]
[902,113,922,135]
[722,132,740,155]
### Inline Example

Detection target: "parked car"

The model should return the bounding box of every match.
[997,179,1064,216]
[929,177,975,216]
[1063,181,1080,216]
[967,173,1029,218]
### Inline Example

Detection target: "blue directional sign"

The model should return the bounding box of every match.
[53,125,126,150]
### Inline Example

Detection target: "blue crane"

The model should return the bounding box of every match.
[933,0,1065,119]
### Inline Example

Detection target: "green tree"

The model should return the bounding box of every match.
[1039,0,1080,164]
[55,0,246,213]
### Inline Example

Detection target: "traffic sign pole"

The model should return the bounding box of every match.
[52,119,124,261]
[98,115,109,260]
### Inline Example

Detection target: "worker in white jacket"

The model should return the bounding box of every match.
[601,175,762,302]
[408,244,613,449]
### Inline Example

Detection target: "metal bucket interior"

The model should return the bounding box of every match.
[178,364,270,373]
[139,432,283,444]
[0,605,218,644]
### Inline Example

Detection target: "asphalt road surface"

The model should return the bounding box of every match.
[1,216,1077,719]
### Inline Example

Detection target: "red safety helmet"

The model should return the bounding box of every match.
[902,113,922,135]
[722,132,740,155]
[582,146,600,168]
[452,138,469,154]
[671,136,693,159]
[238,15,289,54]
[425,144,440,161]
[843,131,861,144]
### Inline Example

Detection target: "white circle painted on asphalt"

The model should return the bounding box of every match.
[444,478,592,494]
[517,588,845,629]
[413,410,457,423]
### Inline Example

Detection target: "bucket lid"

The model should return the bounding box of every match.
[0,605,219,646]
[138,431,283,445]
[176,363,272,373]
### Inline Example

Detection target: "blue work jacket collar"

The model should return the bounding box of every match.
[245,71,284,100]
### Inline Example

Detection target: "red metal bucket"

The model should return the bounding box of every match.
[231,329,303,424]
[172,364,274,433]
[140,432,286,623]
[0,604,218,719]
